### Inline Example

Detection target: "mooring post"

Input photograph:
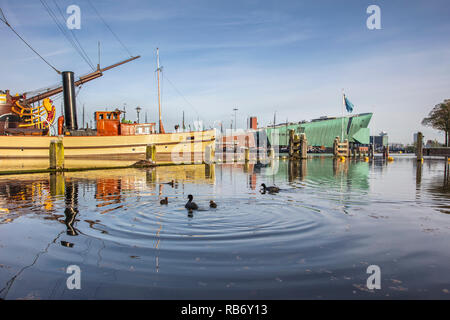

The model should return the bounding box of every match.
[146,144,156,162]
[49,140,64,170]
[300,133,307,159]
[416,132,423,161]
[288,129,295,158]
[333,136,339,158]
[344,139,349,157]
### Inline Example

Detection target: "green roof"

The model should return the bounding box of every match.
[266,113,373,148]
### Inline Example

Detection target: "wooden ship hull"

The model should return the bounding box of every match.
[0,51,216,170]
[0,129,216,165]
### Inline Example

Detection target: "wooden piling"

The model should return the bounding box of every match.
[146,144,156,162]
[244,147,250,163]
[299,133,307,159]
[416,132,423,161]
[49,140,64,170]
[333,137,349,158]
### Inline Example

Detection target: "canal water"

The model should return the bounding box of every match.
[0,156,449,299]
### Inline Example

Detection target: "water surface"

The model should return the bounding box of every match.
[0,156,449,299]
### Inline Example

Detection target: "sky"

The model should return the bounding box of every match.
[1,0,449,144]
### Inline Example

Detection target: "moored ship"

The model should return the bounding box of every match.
[0,52,215,167]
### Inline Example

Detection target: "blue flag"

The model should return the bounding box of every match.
[344,95,354,113]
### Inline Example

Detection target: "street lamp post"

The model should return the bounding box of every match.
[136,106,142,123]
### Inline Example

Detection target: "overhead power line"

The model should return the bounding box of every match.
[86,0,133,58]
[52,0,95,70]
[0,7,61,74]
[39,0,95,71]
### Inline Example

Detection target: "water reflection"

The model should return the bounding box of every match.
[0,159,449,299]
[425,161,450,214]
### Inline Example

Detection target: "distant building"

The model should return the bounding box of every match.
[389,143,405,152]
[425,139,442,148]
[248,117,258,130]
[370,131,388,151]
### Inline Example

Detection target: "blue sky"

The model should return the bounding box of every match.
[1,0,450,144]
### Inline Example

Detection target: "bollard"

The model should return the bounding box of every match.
[146,144,156,162]
[49,140,64,170]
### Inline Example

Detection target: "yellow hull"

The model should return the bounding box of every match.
[0,130,216,169]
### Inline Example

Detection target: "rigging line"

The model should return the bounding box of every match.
[86,0,133,58]
[0,7,7,24]
[41,0,95,70]
[52,0,95,71]
[163,74,201,119]
[40,0,93,69]
[0,7,61,74]
[40,0,94,71]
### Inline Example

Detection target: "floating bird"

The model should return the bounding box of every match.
[185,194,198,210]
[209,200,217,208]
[260,183,280,193]
[165,180,176,187]
[254,162,266,169]
[188,209,194,217]
[160,197,168,205]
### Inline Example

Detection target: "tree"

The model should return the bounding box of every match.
[422,99,450,147]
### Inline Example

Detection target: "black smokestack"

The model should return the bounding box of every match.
[62,71,78,130]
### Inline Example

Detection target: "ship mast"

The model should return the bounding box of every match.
[156,48,165,133]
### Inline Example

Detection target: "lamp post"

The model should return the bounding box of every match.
[122,103,127,121]
[136,106,141,123]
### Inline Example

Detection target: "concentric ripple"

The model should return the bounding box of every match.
[0,159,449,299]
